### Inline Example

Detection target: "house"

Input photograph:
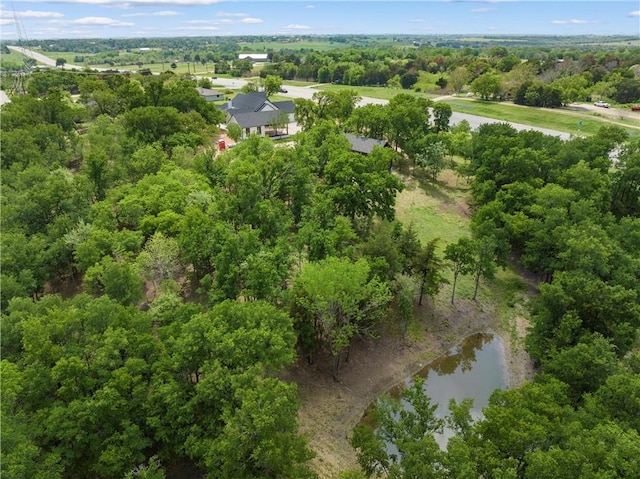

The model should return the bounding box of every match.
[196,87,225,102]
[238,53,269,62]
[218,92,294,139]
[344,133,389,155]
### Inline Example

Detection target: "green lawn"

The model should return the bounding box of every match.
[238,40,359,52]
[395,168,529,309]
[313,83,437,101]
[39,51,93,66]
[443,98,640,138]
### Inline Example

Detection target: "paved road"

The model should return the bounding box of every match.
[9,46,94,70]
[212,77,572,140]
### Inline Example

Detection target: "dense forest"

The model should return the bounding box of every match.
[1,38,640,479]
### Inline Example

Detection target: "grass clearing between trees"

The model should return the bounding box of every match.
[292,163,534,478]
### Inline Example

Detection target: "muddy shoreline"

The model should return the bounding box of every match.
[286,296,535,478]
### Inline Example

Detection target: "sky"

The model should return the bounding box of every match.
[0,1,639,40]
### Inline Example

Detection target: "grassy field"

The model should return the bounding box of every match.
[1,50,29,64]
[393,164,528,308]
[238,40,345,52]
[314,83,438,101]
[39,51,92,65]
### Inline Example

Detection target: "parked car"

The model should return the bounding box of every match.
[631,105,640,112]
[279,87,288,93]
[594,101,610,108]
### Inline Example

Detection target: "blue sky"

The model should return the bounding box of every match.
[1,1,639,40]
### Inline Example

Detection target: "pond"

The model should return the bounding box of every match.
[360,332,508,449]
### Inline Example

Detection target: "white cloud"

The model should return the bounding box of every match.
[0,17,14,25]
[240,17,262,24]
[72,16,134,26]
[305,4,315,8]
[283,23,310,29]
[551,19,596,25]
[409,18,424,23]
[629,11,640,17]
[26,0,222,6]
[216,12,248,17]
[0,9,63,18]
[122,10,179,17]
[185,19,216,24]
[21,10,65,18]
[168,25,218,31]
[471,7,492,13]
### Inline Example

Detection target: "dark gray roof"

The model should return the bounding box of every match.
[231,110,287,128]
[344,133,388,155]
[227,92,269,112]
[272,100,295,114]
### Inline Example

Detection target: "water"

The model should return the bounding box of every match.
[362,332,508,449]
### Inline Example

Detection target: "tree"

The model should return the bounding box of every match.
[293,97,318,131]
[412,238,448,306]
[121,106,183,147]
[544,333,619,404]
[449,66,469,94]
[351,377,445,478]
[2,294,159,479]
[312,89,361,125]
[324,148,404,222]
[136,232,182,294]
[444,237,475,304]
[262,74,283,97]
[471,72,502,100]
[386,94,431,154]
[415,139,448,182]
[290,257,391,379]
[394,274,418,339]
[203,378,316,479]
[241,80,259,93]
[226,122,243,142]
[84,256,144,305]
[400,71,419,89]
[268,110,290,137]
[55,58,66,68]
[432,102,452,133]
[611,142,640,217]
[470,236,499,301]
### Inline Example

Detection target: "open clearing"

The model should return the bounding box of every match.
[285,166,535,478]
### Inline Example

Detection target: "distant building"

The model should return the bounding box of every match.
[218,92,294,139]
[196,87,225,102]
[238,53,269,62]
